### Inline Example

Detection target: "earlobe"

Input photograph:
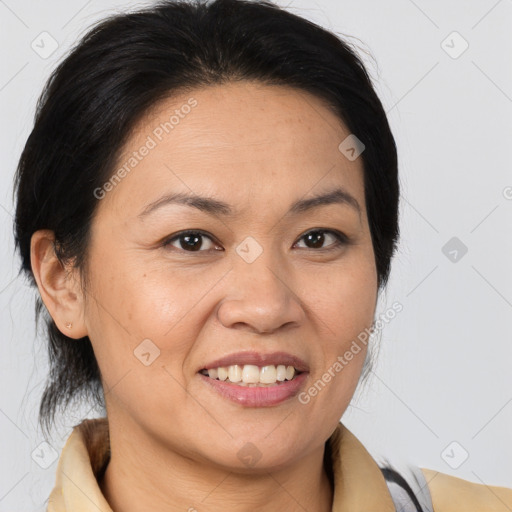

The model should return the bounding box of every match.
[30,230,88,339]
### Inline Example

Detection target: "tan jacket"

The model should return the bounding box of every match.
[47,418,512,511]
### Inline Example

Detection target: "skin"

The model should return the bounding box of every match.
[31,81,378,512]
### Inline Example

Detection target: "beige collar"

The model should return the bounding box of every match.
[328,422,396,511]
[48,417,396,511]
[48,418,112,512]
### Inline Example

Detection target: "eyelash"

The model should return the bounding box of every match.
[161,229,350,253]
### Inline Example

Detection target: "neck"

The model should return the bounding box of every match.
[99,417,333,512]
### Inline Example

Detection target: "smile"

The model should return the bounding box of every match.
[198,351,309,406]
[200,364,300,386]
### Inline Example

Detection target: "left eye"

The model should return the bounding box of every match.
[163,230,220,252]
[294,229,347,250]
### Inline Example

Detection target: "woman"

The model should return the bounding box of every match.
[13,0,511,510]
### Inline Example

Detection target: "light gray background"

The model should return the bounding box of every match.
[1,0,511,509]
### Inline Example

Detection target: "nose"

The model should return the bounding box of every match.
[216,253,305,335]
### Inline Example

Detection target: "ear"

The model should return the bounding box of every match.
[30,230,88,339]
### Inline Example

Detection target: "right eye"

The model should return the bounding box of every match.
[162,230,223,252]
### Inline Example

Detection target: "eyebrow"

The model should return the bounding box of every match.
[138,187,361,220]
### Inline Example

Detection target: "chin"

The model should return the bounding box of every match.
[197,428,311,473]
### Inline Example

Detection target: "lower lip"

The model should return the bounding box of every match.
[199,373,308,407]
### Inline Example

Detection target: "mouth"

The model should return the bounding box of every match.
[199,364,303,387]
[198,352,309,406]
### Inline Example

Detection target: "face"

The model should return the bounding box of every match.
[81,81,377,471]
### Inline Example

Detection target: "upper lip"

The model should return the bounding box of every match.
[201,351,309,372]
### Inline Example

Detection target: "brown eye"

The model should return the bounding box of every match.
[163,230,220,252]
[295,229,347,250]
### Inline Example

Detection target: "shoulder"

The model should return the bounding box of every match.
[421,467,512,512]
[380,464,512,512]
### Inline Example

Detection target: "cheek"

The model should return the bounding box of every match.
[300,248,376,407]
[82,266,199,418]
[83,258,220,375]
[305,255,377,342]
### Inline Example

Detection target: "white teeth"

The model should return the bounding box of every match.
[217,367,228,381]
[260,365,277,384]
[276,365,287,381]
[242,364,260,384]
[204,364,299,385]
[228,365,242,383]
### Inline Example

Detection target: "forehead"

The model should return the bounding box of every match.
[97,81,366,217]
